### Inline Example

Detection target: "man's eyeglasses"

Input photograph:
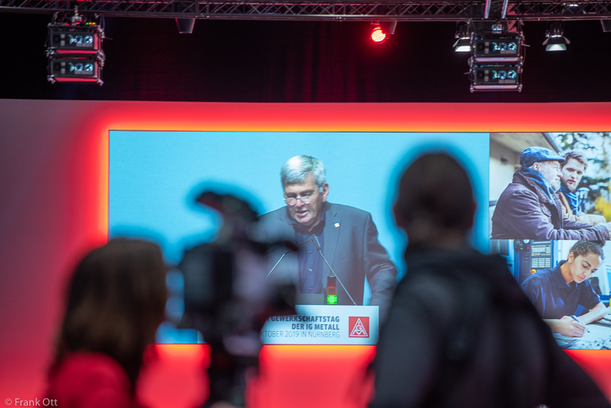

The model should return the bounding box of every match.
[285,193,315,206]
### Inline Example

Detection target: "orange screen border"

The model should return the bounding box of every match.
[90,101,611,403]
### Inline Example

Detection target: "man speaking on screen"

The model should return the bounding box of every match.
[258,155,397,319]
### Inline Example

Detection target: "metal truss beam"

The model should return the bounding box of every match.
[2,0,611,21]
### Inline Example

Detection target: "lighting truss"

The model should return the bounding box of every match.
[2,0,611,21]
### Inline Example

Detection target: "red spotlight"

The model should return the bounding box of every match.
[369,21,396,44]
[370,25,387,44]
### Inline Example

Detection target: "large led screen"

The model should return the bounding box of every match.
[109,131,489,345]
[109,128,611,350]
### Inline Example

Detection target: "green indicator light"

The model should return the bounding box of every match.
[326,295,338,305]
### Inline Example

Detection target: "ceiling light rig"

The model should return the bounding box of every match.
[369,21,397,44]
[543,22,570,51]
[46,8,105,85]
[467,20,524,92]
[453,22,472,53]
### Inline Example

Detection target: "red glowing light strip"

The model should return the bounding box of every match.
[54,77,99,82]
[88,101,611,243]
[53,50,99,54]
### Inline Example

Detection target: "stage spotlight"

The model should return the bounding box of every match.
[369,21,397,44]
[472,33,521,61]
[48,25,102,54]
[453,22,472,52]
[543,22,570,51]
[470,61,522,92]
[176,18,196,34]
[370,26,387,43]
[468,22,523,92]
[46,10,105,85]
[47,55,103,84]
[371,25,387,44]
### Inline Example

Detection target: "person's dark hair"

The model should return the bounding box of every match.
[563,150,588,170]
[396,152,474,244]
[53,238,167,390]
[569,240,605,261]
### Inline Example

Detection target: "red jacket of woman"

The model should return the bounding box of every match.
[45,352,148,408]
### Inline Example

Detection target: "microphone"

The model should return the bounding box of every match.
[313,236,357,306]
[266,238,313,278]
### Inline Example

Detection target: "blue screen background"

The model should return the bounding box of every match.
[109,131,490,282]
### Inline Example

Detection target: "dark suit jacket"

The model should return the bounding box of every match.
[258,202,397,318]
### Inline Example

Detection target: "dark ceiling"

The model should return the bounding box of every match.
[1,11,611,102]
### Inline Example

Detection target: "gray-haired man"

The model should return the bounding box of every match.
[258,155,397,319]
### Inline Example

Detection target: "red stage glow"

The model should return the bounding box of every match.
[82,101,611,406]
[86,101,611,406]
[4,100,611,408]
[139,345,210,408]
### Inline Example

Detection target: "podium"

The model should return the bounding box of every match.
[261,305,379,345]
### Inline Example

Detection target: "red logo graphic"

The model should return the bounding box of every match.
[349,317,369,338]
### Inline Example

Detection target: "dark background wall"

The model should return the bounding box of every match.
[2,12,611,102]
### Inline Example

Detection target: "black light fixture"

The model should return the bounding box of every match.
[46,9,105,85]
[468,21,523,92]
[472,35,521,61]
[176,18,196,34]
[47,55,103,84]
[470,62,522,91]
[369,21,397,44]
[543,22,570,51]
[453,22,472,53]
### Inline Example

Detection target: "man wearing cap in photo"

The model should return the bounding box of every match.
[491,146,611,240]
